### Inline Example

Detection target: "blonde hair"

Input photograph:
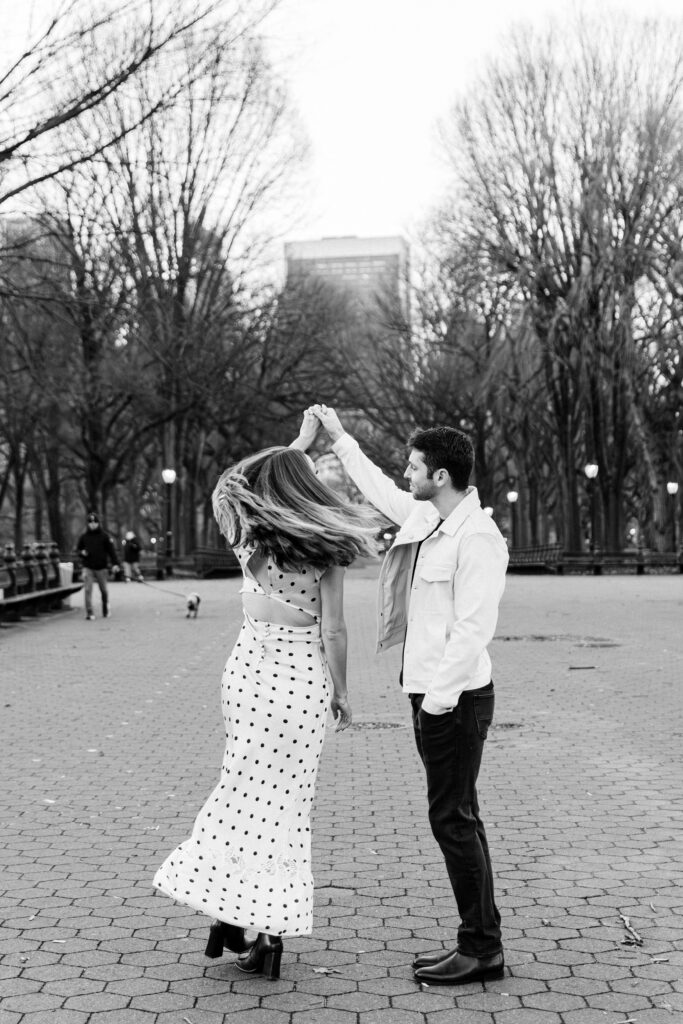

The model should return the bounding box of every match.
[212,446,380,570]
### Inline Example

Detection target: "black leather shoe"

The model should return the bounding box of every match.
[414,950,504,985]
[412,946,457,970]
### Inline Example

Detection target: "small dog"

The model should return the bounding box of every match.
[186,592,201,619]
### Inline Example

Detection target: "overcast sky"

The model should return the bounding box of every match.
[4,0,682,249]
[262,0,683,243]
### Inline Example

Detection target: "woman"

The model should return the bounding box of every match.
[153,414,379,979]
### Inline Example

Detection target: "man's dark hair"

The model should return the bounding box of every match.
[407,426,474,491]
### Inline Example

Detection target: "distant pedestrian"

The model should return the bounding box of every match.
[76,513,121,620]
[123,531,144,582]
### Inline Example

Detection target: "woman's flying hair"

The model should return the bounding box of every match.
[212,446,381,570]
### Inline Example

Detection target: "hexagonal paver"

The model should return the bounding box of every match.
[261,991,327,1011]
[105,976,170,996]
[81,1012,160,1024]
[129,991,195,1011]
[290,1010,357,1024]
[42,979,105,998]
[196,992,261,1014]
[18,1012,90,1024]
[494,1010,564,1024]
[1,994,65,1013]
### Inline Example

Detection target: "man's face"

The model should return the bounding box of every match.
[87,520,99,530]
[404,449,437,501]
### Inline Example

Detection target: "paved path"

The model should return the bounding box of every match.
[1,568,682,1023]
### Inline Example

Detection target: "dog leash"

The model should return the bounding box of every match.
[138,579,193,601]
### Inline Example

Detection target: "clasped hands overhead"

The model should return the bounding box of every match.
[296,404,345,448]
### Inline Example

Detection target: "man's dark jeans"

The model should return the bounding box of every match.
[410,683,502,959]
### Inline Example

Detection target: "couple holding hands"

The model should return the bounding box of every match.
[154,405,508,987]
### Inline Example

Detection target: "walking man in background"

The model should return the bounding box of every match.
[76,513,121,620]
[309,405,508,986]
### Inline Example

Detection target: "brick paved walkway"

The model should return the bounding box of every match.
[1,568,682,1023]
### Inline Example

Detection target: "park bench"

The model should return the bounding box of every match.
[508,546,682,575]
[0,542,83,624]
[192,546,241,578]
[555,550,682,575]
[557,550,642,575]
[641,551,683,573]
[135,548,240,579]
[507,544,563,573]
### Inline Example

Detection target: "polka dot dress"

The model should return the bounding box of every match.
[153,545,331,936]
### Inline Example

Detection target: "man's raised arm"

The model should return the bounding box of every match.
[312,405,414,527]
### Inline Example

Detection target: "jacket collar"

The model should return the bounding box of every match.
[395,487,481,545]
[438,486,480,536]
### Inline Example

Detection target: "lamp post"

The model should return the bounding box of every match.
[584,463,599,556]
[506,490,519,548]
[667,481,679,553]
[161,468,177,577]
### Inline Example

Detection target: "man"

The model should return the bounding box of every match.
[76,512,121,620]
[310,405,508,986]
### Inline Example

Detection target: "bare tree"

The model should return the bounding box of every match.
[0,1,302,550]
[44,16,306,549]
[0,222,79,548]
[0,0,280,205]
[442,12,683,548]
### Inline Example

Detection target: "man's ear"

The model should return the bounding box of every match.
[434,468,450,488]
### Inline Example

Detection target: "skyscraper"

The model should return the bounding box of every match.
[284,235,409,318]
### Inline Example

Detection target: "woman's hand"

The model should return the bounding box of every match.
[331,693,352,732]
[311,404,345,443]
[289,408,321,451]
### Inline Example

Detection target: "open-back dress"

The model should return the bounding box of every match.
[153,543,331,936]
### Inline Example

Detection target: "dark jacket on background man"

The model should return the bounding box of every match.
[77,526,120,571]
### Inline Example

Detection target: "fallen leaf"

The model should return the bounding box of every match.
[541,919,551,926]
[313,967,340,975]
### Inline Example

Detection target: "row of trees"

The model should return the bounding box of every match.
[1,0,349,551]
[329,14,683,553]
[1,8,682,555]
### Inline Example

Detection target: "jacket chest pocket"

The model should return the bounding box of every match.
[418,564,454,611]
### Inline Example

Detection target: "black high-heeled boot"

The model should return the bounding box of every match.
[204,920,249,958]
[236,932,283,979]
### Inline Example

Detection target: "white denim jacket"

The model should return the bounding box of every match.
[332,434,509,714]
